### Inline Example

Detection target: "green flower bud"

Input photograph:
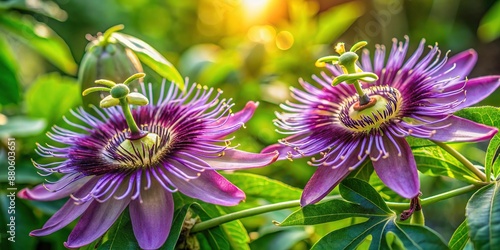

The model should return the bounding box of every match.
[79,26,143,108]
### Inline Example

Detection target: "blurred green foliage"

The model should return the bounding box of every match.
[1,0,500,249]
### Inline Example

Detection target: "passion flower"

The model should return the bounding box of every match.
[263,37,500,206]
[19,74,278,249]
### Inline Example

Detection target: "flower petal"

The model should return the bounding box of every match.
[301,141,366,206]
[435,49,477,83]
[448,76,500,112]
[30,177,99,236]
[371,135,419,199]
[202,149,278,170]
[204,101,258,139]
[18,175,91,201]
[130,182,174,250]
[64,187,130,248]
[426,115,498,142]
[164,163,245,206]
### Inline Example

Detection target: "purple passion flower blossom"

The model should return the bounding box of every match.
[19,79,278,249]
[262,37,500,206]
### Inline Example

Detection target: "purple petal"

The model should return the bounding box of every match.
[164,165,245,206]
[204,101,258,139]
[301,141,366,206]
[203,149,278,170]
[64,187,130,248]
[30,177,99,236]
[448,76,500,112]
[425,115,498,142]
[18,175,91,201]
[371,135,419,199]
[130,182,174,250]
[435,49,477,83]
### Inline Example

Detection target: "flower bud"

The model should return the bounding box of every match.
[79,28,143,108]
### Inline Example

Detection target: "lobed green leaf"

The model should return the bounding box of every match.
[340,178,392,215]
[279,178,392,226]
[312,217,448,250]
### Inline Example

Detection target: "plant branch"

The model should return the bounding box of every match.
[191,184,481,233]
[386,184,480,210]
[190,195,340,233]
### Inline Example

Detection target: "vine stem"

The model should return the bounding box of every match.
[432,140,488,182]
[190,195,341,233]
[386,184,480,210]
[191,184,481,233]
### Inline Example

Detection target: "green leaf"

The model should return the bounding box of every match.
[249,228,310,250]
[455,106,500,180]
[315,1,364,44]
[478,0,500,42]
[278,199,376,226]
[219,219,250,250]
[222,172,302,203]
[279,179,392,226]
[465,182,500,249]
[340,178,392,215]
[112,32,184,90]
[278,178,447,249]
[162,203,194,249]
[347,160,374,182]
[311,217,383,250]
[0,36,20,105]
[413,146,482,183]
[0,13,77,74]
[99,211,139,250]
[25,73,81,125]
[449,220,469,250]
[312,217,448,250]
[487,136,500,179]
[0,0,68,21]
[0,116,46,137]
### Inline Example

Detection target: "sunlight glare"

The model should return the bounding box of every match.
[241,0,271,22]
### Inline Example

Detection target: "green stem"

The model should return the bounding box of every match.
[386,184,480,210]
[119,98,141,135]
[190,195,340,233]
[433,140,487,182]
[191,184,481,233]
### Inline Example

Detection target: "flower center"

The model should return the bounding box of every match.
[338,86,402,133]
[103,125,174,169]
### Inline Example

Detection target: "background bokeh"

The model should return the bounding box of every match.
[1,0,500,249]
